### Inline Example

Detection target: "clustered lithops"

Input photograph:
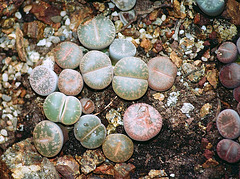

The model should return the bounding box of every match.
[28,12,184,163]
[216,108,240,163]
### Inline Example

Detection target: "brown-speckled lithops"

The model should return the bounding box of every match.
[58,69,84,96]
[102,133,134,162]
[54,41,83,69]
[33,120,64,157]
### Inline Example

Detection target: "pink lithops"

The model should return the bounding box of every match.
[58,69,83,96]
[217,42,238,63]
[54,41,83,69]
[80,98,95,114]
[123,103,163,141]
[219,63,240,89]
[217,139,240,163]
[216,109,240,139]
[147,56,177,91]
[29,65,58,96]
[237,103,240,115]
[233,86,240,103]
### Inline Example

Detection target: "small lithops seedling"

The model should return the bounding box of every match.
[54,41,83,69]
[29,65,58,96]
[196,0,225,16]
[112,57,149,100]
[217,42,238,63]
[102,133,134,163]
[74,114,106,149]
[80,98,95,114]
[233,86,240,103]
[119,9,136,25]
[237,37,240,54]
[216,109,240,139]
[43,92,82,125]
[109,39,136,64]
[123,103,162,141]
[77,15,115,50]
[148,56,177,91]
[80,50,113,90]
[219,63,240,89]
[58,69,84,96]
[217,139,240,163]
[112,0,136,11]
[33,120,64,157]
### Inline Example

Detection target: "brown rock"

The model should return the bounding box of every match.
[202,158,219,169]
[170,51,182,68]
[94,163,114,176]
[0,0,24,17]
[23,20,46,40]
[15,28,27,62]
[140,38,152,52]
[30,1,61,29]
[206,69,218,89]
[114,163,135,179]
[223,0,240,26]
[56,155,80,179]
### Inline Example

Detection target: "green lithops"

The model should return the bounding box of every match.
[77,15,116,50]
[43,92,82,125]
[102,133,134,162]
[196,0,225,16]
[33,120,64,157]
[80,50,113,90]
[74,115,106,149]
[112,57,149,100]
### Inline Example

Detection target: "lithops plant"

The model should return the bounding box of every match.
[54,41,83,69]
[77,15,115,50]
[123,103,163,141]
[237,37,240,54]
[102,133,134,162]
[80,98,95,114]
[74,115,106,149]
[43,92,82,125]
[109,39,136,64]
[217,42,238,63]
[233,86,240,103]
[219,63,240,89]
[196,0,225,16]
[217,139,240,163]
[80,50,113,90]
[112,57,149,100]
[58,69,84,96]
[147,56,177,91]
[216,109,240,139]
[33,120,64,157]
[111,0,136,11]
[29,65,58,96]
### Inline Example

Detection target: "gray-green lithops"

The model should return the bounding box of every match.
[109,39,136,64]
[80,50,113,90]
[74,115,106,149]
[112,57,149,100]
[102,133,134,162]
[196,0,225,16]
[43,92,82,125]
[33,120,64,157]
[77,15,115,50]
[111,0,136,11]
[29,65,58,96]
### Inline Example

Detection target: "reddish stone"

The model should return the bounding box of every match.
[203,149,214,159]
[201,138,209,149]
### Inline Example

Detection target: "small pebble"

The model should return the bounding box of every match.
[1,129,8,137]
[15,12,22,19]
[2,73,8,81]
[65,18,70,26]
[37,39,47,46]
[2,94,12,102]
[0,135,5,144]
[60,11,66,17]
